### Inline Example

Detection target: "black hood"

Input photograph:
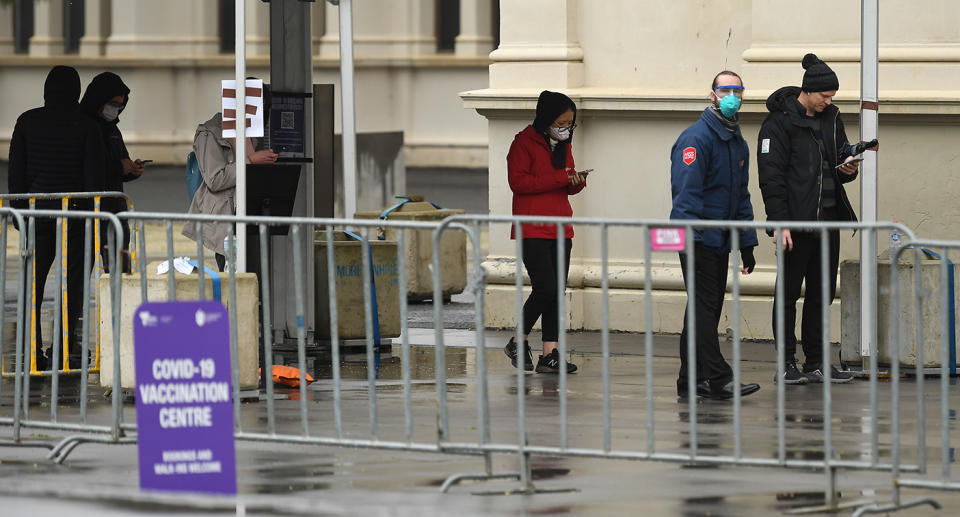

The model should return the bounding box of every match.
[765,86,802,113]
[43,65,81,108]
[80,72,130,121]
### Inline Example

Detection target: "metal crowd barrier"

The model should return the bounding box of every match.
[38,212,490,469]
[434,215,939,511]
[0,192,137,378]
[0,208,126,452]
[853,237,960,515]
[0,207,953,514]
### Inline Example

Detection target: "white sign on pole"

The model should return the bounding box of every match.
[221,79,264,139]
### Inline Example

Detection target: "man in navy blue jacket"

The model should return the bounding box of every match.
[670,70,760,400]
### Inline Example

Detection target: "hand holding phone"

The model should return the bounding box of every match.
[835,157,863,170]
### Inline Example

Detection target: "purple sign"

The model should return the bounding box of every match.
[134,301,236,495]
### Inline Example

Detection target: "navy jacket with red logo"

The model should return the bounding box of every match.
[670,108,757,252]
[507,125,586,240]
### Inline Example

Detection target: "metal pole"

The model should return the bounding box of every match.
[859,0,879,359]
[338,0,358,218]
[235,0,248,271]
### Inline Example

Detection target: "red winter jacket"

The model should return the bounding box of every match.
[507,125,586,239]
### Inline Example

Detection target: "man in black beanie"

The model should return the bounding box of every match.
[756,53,875,385]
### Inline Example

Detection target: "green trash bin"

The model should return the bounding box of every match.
[355,195,466,301]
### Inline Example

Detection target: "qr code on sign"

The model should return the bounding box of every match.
[280,111,295,130]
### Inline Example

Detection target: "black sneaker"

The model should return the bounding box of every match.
[504,337,533,372]
[535,349,578,374]
[34,350,51,372]
[774,361,808,385]
[803,364,854,384]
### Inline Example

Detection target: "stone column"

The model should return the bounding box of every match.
[317,1,339,57]
[489,0,582,88]
[79,0,110,57]
[246,0,270,57]
[744,0,960,92]
[310,1,326,56]
[319,0,436,57]
[29,0,64,57]
[106,0,218,57]
[455,0,493,56]
[0,2,14,55]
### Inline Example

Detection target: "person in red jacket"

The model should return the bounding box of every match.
[503,90,587,374]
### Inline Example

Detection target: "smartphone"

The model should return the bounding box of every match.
[834,158,863,169]
[577,168,594,175]
[138,159,153,165]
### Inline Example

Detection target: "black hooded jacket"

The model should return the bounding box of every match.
[8,66,105,206]
[756,86,857,226]
[80,72,134,212]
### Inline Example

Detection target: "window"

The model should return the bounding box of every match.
[14,0,34,54]
[435,0,459,53]
[63,0,84,54]
[491,0,499,49]
[219,0,235,53]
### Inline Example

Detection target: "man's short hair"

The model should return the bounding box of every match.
[712,70,743,90]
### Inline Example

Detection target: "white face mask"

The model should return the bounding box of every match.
[100,103,121,121]
[549,126,572,141]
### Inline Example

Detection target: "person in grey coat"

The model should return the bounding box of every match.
[182,112,278,271]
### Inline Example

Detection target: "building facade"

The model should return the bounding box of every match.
[464,0,960,339]
[0,0,495,168]
[3,1,960,339]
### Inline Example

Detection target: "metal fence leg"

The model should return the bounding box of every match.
[851,498,941,517]
[436,222,520,494]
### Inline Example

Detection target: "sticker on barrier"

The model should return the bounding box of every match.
[651,227,686,251]
[134,301,236,495]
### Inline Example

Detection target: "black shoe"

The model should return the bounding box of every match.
[34,350,51,372]
[68,354,86,371]
[701,381,760,400]
[803,364,854,384]
[535,349,578,374]
[678,380,712,399]
[774,361,809,385]
[504,337,533,372]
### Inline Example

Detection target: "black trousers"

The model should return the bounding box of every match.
[772,229,840,367]
[99,218,132,274]
[521,238,572,342]
[31,218,92,356]
[678,243,733,389]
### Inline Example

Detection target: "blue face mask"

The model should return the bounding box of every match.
[717,92,741,118]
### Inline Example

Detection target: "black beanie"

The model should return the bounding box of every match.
[801,53,839,93]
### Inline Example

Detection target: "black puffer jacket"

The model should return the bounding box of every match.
[80,72,133,212]
[8,66,105,207]
[757,86,857,225]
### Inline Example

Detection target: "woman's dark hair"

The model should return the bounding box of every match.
[532,90,577,170]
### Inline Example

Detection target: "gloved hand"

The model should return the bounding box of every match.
[740,246,756,274]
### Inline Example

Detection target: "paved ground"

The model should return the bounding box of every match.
[1,328,958,516]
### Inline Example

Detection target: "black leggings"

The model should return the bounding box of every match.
[521,238,572,342]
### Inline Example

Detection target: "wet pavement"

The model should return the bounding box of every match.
[2,327,960,515]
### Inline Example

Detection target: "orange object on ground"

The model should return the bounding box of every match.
[258,365,315,388]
